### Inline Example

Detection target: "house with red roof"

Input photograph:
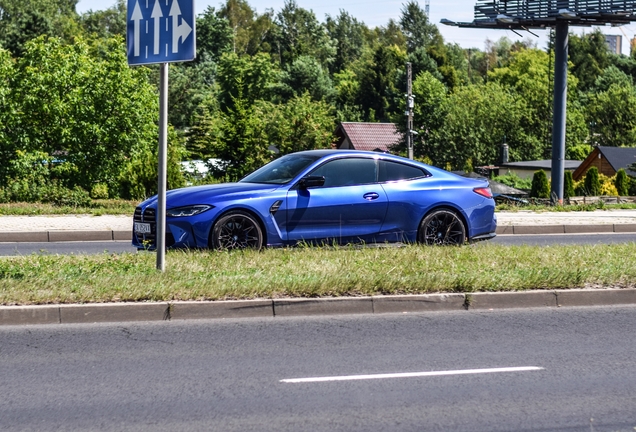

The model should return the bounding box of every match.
[335,122,402,153]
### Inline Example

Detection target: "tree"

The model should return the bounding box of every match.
[615,168,629,196]
[585,83,636,147]
[569,29,611,92]
[430,82,532,169]
[356,44,406,122]
[399,1,442,53]
[256,93,335,154]
[530,170,549,198]
[80,0,126,39]
[584,167,601,196]
[196,6,233,63]
[325,10,367,74]
[274,55,334,102]
[0,0,80,56]
[216,52,277,111]
[273,0,335,68]
[564,170,575,199]
[7,36,161,196]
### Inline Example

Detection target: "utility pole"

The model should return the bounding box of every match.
[406,62,414,160]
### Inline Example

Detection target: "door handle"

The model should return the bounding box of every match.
[363,192,380,201]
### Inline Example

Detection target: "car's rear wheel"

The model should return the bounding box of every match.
[210,211,263,250]
[418,209,466,246]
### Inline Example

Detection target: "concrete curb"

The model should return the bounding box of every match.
[2,289,635,326]
[0,224,635,243]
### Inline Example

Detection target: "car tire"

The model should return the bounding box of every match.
[418,209,466,246]
[210,211,264,250]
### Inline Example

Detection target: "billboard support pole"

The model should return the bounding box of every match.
[157,62,168,271]
[551,21,568,205]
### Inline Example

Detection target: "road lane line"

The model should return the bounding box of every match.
[280,366,544,383]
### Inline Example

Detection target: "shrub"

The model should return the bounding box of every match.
[584,167,601,196]
[615,169,629,196]
[564,171,575,199]
[90,183,110,200]
[530,170,550,198]
[492,173,532,190]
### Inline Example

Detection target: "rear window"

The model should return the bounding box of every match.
[378,160,429,182]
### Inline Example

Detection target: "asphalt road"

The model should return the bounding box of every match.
[0,233,635,255]
[1,306,636,431]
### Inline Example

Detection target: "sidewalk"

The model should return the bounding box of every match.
[0,210,635,242]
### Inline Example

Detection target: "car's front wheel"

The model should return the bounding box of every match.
[418,209,466,246]
[210,211,264,250]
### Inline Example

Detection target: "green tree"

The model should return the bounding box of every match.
[569,29,611,92]
[584,166,601,196]
[564,170,575,199]
[257,93,335,154]
[274,55,334,102]
[615,168,629,196]
[80,0,126,39]
[8,36,159,196]
[356,44,406,122]
[530,170,549,198]
[273,0,335,68]
[0,0,80,56]
[585,83,636,147]
[430,82,531,169]
[216,52,277,111]
[399,1,442,53]
[325,10,367,74]
[196,6,233,63]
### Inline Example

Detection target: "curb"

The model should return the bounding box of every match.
[2,289,635,326]
[0,224,635,243]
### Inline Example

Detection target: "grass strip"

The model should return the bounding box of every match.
[1,243,635,305]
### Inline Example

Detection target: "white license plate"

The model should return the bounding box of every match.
[134,222,151,234]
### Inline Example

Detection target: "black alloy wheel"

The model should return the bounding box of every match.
[211,211,264,250]
[418,209,466,246]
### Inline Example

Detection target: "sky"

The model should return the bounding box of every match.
[76,0,636,53]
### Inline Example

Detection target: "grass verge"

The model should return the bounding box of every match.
[1,243,635,305]
[0,200,137,216]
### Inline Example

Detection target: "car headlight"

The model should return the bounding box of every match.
[166,205,213,217]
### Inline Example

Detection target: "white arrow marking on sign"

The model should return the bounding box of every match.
[169,0,192,54]
[151,0,163,55]
[131,0,143,56]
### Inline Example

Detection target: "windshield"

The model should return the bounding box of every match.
[240,154,322,184]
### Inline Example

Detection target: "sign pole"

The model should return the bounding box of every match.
[157,62,168,271]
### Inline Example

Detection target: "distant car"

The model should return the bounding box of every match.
[132,150,497,250]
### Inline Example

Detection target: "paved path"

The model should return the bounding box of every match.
[0,210,635,241]
[0,210,636,231]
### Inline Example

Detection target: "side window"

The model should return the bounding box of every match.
[310,158,377,187]
[378,160,429,182]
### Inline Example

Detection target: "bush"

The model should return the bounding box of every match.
[530,170,550,198]
[564,171,575,199]
[615,169,629,196]
[90,183,110,200]
[584,167,601,196]
[492,173,532,190]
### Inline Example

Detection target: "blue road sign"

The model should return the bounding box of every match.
[127,0,196,65]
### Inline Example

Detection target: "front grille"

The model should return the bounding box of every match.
[134,206,156,248]
[134,207,175,249]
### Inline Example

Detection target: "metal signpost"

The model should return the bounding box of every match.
[127,0,196,271]
[442,0,636,204]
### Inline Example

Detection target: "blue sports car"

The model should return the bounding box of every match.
[132,150,497,250]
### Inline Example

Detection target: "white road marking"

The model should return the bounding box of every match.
[281,366,543,383]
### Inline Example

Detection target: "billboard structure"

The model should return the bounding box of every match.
[442,0,636,203]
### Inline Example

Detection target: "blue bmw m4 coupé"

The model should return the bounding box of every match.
[132,150,497,250]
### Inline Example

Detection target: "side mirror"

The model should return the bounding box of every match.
[299,175,325,189]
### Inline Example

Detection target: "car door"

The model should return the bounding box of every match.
[284,157,388,243]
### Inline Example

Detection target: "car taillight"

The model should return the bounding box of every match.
[473,187,493,199]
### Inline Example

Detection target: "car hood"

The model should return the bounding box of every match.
[141,182,281,208]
